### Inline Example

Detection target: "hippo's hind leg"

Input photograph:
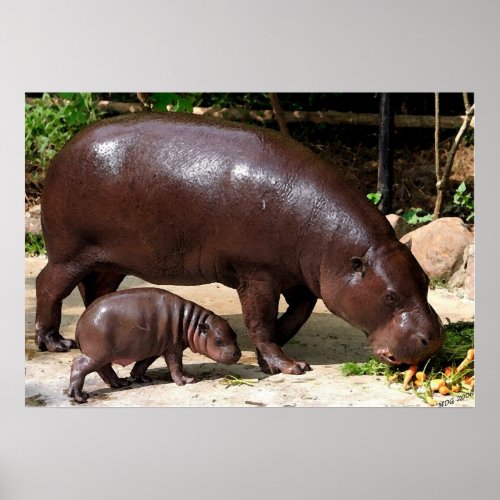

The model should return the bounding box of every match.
[35,261,91,352]
[97,364,131,388]
[77,271,126,307]
[164,349,198,386]
[69,354,100,403]
[237,273,312,375]
[275,286,317,347]
[130,356,158,383]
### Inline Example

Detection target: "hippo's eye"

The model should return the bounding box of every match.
[215,338,224,347]
[385,291,397,305]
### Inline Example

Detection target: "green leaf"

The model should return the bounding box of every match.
[457,181,466,194]
[367,192,382,205]
[57,92,76,100]
[151,93,178,111]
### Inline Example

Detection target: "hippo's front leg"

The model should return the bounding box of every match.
[237,274,311,375]
[164,349,198,386]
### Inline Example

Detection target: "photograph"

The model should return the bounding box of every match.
[25,92,475,407]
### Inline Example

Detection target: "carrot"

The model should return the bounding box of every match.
[414,379,423,387]
[415,371,426,381]
[430,379,446,392]
[456,348,475,373]
[451,385,460,393]
[444,367,453,378]
[439,386,450,395]
[402,365,418,390]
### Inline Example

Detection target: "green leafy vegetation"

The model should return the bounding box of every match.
[340,358,391,376]
[452,181,474,222]
[400,208,433,225]
[366,192,382,205]
[25,93,102,182]
[429,278,447,289]
[428,321,474,368]
[25,232,46,256]
[149,93,196,113]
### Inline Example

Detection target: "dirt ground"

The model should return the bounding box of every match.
[25,256,475,407]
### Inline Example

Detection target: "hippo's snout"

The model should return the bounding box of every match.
[371,305,444,366]
[219,346,242,364]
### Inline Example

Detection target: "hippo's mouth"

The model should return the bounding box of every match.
[374,348,404,366]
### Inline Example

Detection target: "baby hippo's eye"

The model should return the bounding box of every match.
[215,337,224,347]
[385,291,397,305]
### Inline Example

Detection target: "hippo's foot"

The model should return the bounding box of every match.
[171,374,199,386]
[256,348,312,375]
[35,330,78,352]
[69,388,89,404]
[109,377,131,389]
[131,374,153,384]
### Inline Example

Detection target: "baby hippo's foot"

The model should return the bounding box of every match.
[109,377,131,389]
[69,387,89,404]
[131,374,152,384]
[130,356,157,384]
[171,373,199,386]
[97,365,131,389]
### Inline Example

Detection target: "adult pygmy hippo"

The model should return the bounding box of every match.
[69,287,241,403]
[36,112,443,375]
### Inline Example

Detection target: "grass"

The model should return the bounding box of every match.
[220,374,258,388]
[25,232,46,256]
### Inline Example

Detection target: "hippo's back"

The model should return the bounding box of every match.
[42,113,393,288]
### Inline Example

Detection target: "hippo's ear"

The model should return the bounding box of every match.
[351,257,366,275]
[199,323,209,334]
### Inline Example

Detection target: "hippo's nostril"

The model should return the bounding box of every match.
[421,337,428,346]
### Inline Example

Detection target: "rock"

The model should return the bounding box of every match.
[25,211,42,235]
[463,243,475,300]
[386,214,412,239]
[400,217,474,282]
[448,243,475,300]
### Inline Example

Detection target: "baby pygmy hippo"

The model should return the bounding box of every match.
[69,287,241,403]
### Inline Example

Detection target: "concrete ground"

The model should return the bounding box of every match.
[25,256,475,407]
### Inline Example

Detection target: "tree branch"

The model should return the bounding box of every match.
[433,104,475,219]
[268,93,289,135]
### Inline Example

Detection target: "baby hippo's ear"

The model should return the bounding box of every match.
[199,323,209,335]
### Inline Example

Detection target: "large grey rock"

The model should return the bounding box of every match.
[400,217,474,281]
[386,214,412,239]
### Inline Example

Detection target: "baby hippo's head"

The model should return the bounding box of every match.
[197,316,241,364]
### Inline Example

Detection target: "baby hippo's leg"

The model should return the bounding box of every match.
[69,355,98,404]
[97,364,131,388]
[164,349,198,386]
[130,356,158,383]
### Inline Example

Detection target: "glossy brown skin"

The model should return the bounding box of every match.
[37,112,443,375]
[69,288,241,403]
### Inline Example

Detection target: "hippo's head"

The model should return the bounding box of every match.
[194,316,241,365]
[319,240,444,366]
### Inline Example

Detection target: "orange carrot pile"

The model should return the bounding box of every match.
[395,348,475,405]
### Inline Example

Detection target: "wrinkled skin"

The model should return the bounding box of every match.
[69,288,241,403]
[36,112,443,375]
